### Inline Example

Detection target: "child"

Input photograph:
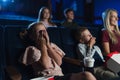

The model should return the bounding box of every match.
[75,27,104,67]
[19,22,96,80]
[37,7,57,28]
[75,27,119,80]
[61,8,79,28]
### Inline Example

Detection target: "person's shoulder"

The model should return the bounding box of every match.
[61,20,67,25]
[101,28,107,31]
[26,46,38,51]
[78,43,86,47]
[50,43,58,47]
[94,45,101,52]
[102,29,108,35]
[50,21,57,27]
[60,20,68,28]
[94,45,100,49]
[72,21,78,24]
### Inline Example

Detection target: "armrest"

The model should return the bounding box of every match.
[63,57,83,66]
[5,66,22,80]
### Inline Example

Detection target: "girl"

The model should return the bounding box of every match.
[37,7,57,28]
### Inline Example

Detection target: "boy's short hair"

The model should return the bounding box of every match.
[74,27,88,41]
[64,8,74,16]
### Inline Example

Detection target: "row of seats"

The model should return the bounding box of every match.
[0,25,103,80]
[0,26,4,80]
[0,25,29,80]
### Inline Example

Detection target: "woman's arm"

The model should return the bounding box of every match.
[102,42,110,56]
[102,30,110,56]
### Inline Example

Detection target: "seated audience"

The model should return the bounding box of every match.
[75,27,104,67]
[74,27,119,80]
[61,8,79,29]
[19,22,96,80]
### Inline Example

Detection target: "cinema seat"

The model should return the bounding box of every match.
[4,25,34,80]
[0,26,4,80]
[59,28,83,74]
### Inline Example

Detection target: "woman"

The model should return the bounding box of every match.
[37,7,57,28]
[102,9,120,56]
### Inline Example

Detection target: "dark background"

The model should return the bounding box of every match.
[0,0,120,25]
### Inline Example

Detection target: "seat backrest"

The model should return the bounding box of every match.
[60,28,77,58]
[47,27,62,49]
[59,28,83,74]
[87,26,102,48]
[4,25,35,80]
[4,25,28,66]
[0,26,4,80]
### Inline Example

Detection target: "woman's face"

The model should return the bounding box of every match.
[81,29,92,43]
[109,11,118,26]
[42,8,50,19]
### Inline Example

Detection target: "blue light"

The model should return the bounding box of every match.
[2,0,7,2]
[71,1,77,11]
[11,0,14,2]
[1,0,14,3]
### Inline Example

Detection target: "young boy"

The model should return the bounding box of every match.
[61,8,79,28]
[75,27,104,67]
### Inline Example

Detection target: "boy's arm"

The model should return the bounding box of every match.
[87,37,96,57]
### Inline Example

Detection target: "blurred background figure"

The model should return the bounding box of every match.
[37,7,57,28]
[61,8,79,29]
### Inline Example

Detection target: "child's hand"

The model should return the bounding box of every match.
[36,30,47,49]
[42,30,50,45]
[89,37,96,48]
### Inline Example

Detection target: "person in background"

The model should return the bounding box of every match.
[19,22,96,80]
[61,8,79,29]
[102,9,120,56]
[37,7,57,28]
[75,27,119,80]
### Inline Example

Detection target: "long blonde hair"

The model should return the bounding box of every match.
[102,9,120,44]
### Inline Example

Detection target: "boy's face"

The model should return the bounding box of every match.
[80,29,92,43]
[66,11,74,20]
